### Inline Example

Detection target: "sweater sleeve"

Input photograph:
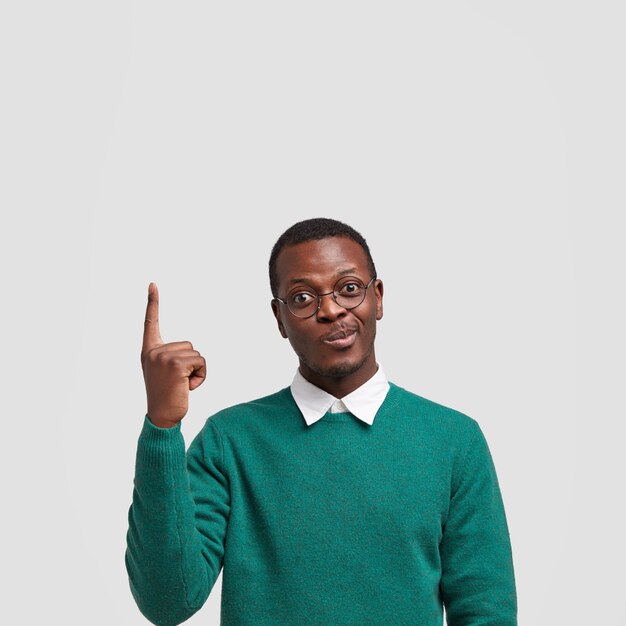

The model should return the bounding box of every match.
[439,419,517,626]
[125,415,230,626]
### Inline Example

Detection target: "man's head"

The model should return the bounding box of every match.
[269,218,383,395]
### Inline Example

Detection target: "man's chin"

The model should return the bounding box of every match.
[307,355,368,379]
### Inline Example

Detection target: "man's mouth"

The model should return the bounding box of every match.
[322,329,357,348]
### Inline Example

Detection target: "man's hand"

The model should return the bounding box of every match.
[140,282,206,428]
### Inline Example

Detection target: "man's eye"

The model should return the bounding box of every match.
[291,292,314,305]
[339,282,362,295]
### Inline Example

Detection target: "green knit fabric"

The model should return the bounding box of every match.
[125,382,517,625]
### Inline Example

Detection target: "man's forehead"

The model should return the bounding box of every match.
[276,238,368,280]
[285,266,361,286]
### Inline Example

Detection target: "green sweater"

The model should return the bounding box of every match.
[125,382,517,625]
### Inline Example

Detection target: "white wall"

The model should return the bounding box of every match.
[2,1,624,624]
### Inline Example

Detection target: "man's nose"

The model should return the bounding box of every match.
[316,292,347,321]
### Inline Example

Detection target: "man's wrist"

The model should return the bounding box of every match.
[146,414,180,429]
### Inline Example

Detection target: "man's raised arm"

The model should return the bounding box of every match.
[125,283,230,625]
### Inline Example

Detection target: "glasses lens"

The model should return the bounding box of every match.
[287,291,319,318]
[335,279,366,309]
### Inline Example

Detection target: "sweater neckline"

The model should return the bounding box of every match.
[284,381,402,426]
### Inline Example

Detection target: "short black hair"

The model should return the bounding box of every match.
[269,217,377,297]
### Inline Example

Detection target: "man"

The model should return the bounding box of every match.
[125,217,518,625]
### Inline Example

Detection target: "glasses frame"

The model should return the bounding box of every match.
[273,275,377,319]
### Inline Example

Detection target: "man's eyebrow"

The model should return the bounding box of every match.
[288,267,359,285]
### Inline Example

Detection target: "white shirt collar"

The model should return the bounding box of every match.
[290,363,390,426]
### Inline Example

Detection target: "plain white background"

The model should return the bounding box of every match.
[2,1,624,624]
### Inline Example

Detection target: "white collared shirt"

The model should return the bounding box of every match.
[290,363,390,426]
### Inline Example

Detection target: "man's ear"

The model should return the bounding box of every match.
[374,279,384,321]
[271,299,289,338]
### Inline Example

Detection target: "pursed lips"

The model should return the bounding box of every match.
[322,327,358,343]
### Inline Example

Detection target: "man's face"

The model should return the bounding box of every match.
[271,236,383,390]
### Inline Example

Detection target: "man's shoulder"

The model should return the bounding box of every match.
[203,386,294,431]
[389,381,478,434]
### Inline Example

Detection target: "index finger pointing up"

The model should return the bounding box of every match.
[143,282,163,351]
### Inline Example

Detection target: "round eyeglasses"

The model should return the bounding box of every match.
[273,276,377,319]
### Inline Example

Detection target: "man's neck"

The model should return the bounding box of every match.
[298,357,379,398]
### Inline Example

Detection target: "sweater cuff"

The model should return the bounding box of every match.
[137,414,185,470]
